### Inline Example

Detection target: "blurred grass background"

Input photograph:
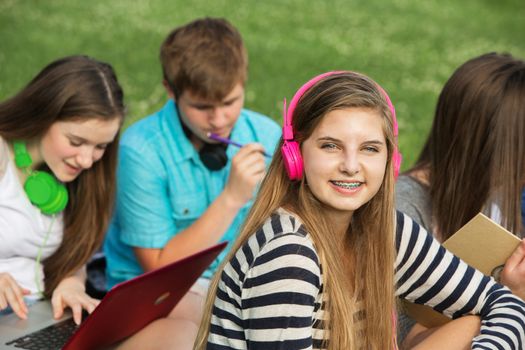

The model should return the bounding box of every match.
[1,0,524,168]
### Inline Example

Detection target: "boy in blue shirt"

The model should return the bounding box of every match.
[104,17,281,349]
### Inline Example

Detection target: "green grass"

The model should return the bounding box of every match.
[1,0,524,168]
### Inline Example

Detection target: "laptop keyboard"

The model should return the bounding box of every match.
[5,318,78,349]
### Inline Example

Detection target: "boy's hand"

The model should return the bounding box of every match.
[223,143,267,208]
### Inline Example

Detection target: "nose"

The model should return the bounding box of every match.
[76,147,95,169]
[341,149,360,176]
[209,107,228,129]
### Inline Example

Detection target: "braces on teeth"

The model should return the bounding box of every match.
[333,181,361,189]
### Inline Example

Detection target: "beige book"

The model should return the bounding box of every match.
[402,213,521,328]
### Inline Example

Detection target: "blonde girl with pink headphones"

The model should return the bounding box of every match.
[194,71,525,349]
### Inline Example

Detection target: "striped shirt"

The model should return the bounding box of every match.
[207,209,525,349]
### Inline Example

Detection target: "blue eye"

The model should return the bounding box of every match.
[363,146,379,153]
[321,143,338,150]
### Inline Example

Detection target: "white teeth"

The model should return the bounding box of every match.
[332,181,361,189]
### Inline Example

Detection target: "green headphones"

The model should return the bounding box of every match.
[13,141,69,215]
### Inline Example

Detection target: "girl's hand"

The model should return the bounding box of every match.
[0,272,30,319]
[501,239,525,300]
[51,274,100,325]
[0,272,31,320]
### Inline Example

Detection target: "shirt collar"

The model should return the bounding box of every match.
[163,99,197,162]
[162,99,248,162]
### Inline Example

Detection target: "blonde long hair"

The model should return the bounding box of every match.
[195,72,397,349]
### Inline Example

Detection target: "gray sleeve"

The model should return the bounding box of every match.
[395,175,432,230]
[395,175,431,342]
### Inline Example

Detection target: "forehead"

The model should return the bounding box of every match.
[312,107,385,140]
[181,82,244,104]
[51,117,121,143]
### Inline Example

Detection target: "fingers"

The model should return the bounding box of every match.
[232,144,266,174]
[71,295,99,324]
[236,153,266,177]
[72,303,83,325]
[53,290,99,325]
[4,287,28,319]
[90,298,101,312]
[501,239,525,299]
[80,296,99,314]
[233,143,267,161]
[224,143,269,206]
[0,273,29,319]
[51,292,64,320]
[504,239,525,271]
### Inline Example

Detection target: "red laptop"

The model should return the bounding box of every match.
[0,242,227,350]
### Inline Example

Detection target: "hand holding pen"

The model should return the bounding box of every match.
[207,133,272,158]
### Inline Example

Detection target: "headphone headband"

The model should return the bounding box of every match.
[284,71,398,139]
[13,141,33,168]
[283,71,347,141]
[281,71,402,180]
[376,85,398,139]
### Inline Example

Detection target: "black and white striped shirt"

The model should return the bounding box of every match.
[207,209,525,349]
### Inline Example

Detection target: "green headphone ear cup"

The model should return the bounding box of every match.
[24,171,58,205]
[39,183,68,215]
[24,171,68,215]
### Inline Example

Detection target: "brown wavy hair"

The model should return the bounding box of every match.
[0,55,125,297]
[160,17,248,101]
[410,52,525,239]
[195,72,397,349]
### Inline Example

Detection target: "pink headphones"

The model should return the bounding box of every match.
[281,71,402,180]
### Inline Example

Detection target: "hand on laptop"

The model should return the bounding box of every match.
[0,272,30,319]
[51,274,100,325]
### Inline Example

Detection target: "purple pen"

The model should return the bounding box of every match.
[207,133,272,158]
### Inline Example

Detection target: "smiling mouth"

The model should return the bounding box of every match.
[64,163,80,173]
[331,181,362,190]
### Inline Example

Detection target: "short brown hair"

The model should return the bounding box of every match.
[160,17,248,101]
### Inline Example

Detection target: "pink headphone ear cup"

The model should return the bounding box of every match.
[393,149,402,178]
[281,141,304,180]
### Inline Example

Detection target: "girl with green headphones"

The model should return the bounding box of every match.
[0,55,125,325]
